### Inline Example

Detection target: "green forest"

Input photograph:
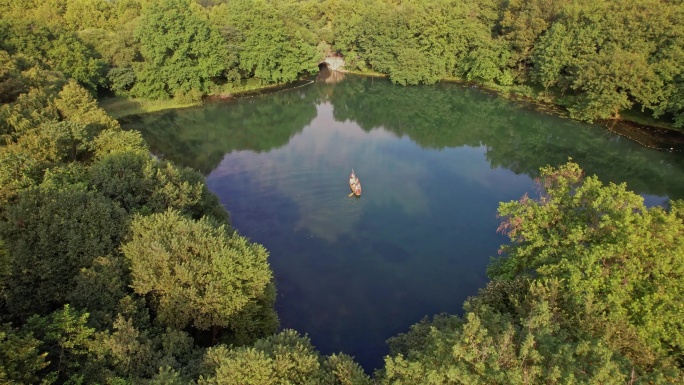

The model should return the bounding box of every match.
[1,0,684,384]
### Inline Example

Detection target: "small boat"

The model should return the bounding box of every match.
[349,169,361,196]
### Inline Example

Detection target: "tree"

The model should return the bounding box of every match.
[46,33,104,92]
[491,162,684,369]
[198,330,370,385]
[92,129,148,160]
[0,50,28,104]
[381,283,635,385]
[220,0,320,84]
[0,188,128,318]
[122,209,275,339]
[88,152,229,221]
[0,323,51,385]
[530,0,675,122]
[132,0,228,98]
[25,305,96,384]
[55,80,120,132]
[500,0,567,82]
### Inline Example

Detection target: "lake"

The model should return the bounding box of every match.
[122,72,684,371]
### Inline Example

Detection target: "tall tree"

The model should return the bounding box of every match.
[217,0,320,84]
[491,162,684,368]
[0,323,51,385]
[122,210,277,341]
[0,188,128,318]
[198,330,371,385]
[132,0,228,99]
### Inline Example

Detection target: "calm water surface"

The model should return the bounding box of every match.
[123,73,684,371]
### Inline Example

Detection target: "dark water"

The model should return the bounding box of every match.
[122,73,684,371]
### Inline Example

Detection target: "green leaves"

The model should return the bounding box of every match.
[217,0,320,85]
[0,323,50,385]
[492,161,684,369]
[530,0,682,122]
[122,210,273,332]
[132,0,228,98]
[0,188,128,318]
[198,330,371,385]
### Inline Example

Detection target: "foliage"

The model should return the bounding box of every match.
[54,80,119,131]
[199,330,371,385]
[25,305,96,384]
[67,255,130,330]
[0,18,104,92]
[2,1,684,383]
[490,162,684,367]
[381,285,636,385]
[122,209,274,334]
[0,188,128,318]
[500,0,568,82]
[92,129,149,159]
[0,87,61,142]
[0,50,28,104]
[132,0,227,98]
[0,323,51,385]
[88,152,228,221]
[530,0,681,122]
[213,0,321,84]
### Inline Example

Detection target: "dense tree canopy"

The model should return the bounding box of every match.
[1,0,684,383]
[2,0,681,125]
[122,209,276,334]
[132,0,228,99]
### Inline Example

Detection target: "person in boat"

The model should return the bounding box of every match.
[349,174,357,187]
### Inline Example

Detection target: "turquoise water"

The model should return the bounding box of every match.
[123,73,684,371]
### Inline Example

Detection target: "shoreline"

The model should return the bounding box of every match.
[102,71,684,153]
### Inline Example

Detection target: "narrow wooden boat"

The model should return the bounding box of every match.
[349,169,361,196]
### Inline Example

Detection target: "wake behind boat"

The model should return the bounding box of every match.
[349,169,361,197]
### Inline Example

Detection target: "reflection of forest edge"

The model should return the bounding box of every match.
[123,75,684,200]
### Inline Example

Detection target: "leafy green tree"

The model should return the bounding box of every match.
[78,20,140,70]
[149,366,186,385]
[106,67,136,96]
[132,0,227,98]
[0,50,28,104]
[55,80,120,132]
[0,87,61,141]
[86,314,203,383]
[0,323,51,385]
[199,330,370,385]
[62,0,115,31]
[68,255,130,330]
[16,120,96,164]
[530,0,677,122]
[381,284,636,385]
[0,119,96,205]
[88,152,228,221]
[25,305,96,384]
[499,0,567,82]
[322,0,368,70]
[220,0,320,84]
[46,33,104,92]
[122,210,276,340]
[491,162,684,368]
[92,129,148,159]
[0,188,128,318]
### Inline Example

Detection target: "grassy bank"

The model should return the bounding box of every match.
[100,79,292,119]
[100,97,200,120]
